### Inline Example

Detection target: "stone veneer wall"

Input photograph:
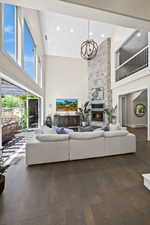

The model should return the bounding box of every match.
[88,38,112,107]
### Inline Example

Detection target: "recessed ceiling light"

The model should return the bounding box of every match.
[101,34,105,38]
[56,26,60,31]
[70,28,74,33]
[137,32,141,37]
[89,32,93,36]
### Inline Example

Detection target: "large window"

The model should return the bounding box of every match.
[3,4,16,61]
[115,30,148,82]
[23,21,36,80]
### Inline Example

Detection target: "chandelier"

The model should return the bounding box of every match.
[81,20,98,60]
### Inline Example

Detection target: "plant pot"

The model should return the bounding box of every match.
[0,175,5,195]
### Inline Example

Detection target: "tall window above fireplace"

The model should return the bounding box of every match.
[115,30,148,82]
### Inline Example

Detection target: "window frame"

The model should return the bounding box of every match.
[2,3,18,63]
[23,19,37,81]
[39,56,43,88]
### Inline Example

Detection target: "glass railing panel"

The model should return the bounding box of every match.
[116,47,148,82]
[116,30,148,67]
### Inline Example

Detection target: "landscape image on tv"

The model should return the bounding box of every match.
[56,98,78,111]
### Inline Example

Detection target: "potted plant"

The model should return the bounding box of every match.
[45,115,52,128]
[0,160,8,195]
[78,101,91,126]
[104,105,117,125]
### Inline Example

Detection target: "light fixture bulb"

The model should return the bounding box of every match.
[70,28,74,33]
[56,26,60,31]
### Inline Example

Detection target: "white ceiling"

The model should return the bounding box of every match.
[1,0,150,31]
[40,11,117,58]
[61,0,150,22]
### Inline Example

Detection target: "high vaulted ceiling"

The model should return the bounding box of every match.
[40,11,117,58]
[1,0,150,31]
[61,0,150,22]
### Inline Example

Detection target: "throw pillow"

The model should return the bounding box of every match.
[54,127,74,134]
[56,127,65,134]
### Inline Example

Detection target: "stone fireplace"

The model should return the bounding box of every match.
[88,38,112,125]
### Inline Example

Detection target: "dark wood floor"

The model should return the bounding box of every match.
[1,128,150,225]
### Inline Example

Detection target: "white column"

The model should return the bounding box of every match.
[117,94,121,125]
[147,87,150,141]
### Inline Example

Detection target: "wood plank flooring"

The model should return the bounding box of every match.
[1,128,150,225]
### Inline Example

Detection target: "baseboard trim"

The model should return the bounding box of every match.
[126,124,147,128]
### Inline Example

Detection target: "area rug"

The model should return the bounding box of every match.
[2,136,26,167]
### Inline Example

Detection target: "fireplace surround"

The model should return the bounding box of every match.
[91,100,104,122]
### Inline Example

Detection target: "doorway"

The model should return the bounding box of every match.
[120,89,148,140]
[28,98,40,128]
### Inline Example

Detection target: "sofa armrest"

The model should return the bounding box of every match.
[26,141,69,166]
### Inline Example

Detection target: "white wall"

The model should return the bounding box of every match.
[45,55,88,116]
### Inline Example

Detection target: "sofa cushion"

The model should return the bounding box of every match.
[109,124,121,131]
[36,134,69,142]
[35,126,56,135]
[93,128,103,132]
[70,131,104,140]
[104,130,128,138]
[64,128,74,134]
[79,126,95,132]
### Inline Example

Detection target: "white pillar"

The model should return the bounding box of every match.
[117,94,121,125]
[147,87,150,141]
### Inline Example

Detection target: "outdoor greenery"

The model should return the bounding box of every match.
[135,104,146,117]
[2,96,19,108]
[2,94,38,129]
[19,96,28,129]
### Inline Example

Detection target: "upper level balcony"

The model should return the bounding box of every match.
[115,30,149,82]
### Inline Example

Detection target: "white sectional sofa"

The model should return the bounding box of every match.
[26,128,136,166]
[26,134,70,165]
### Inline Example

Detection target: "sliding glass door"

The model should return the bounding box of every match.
[27,98,40,128]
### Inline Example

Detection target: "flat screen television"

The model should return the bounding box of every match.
[56,98,78,111]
